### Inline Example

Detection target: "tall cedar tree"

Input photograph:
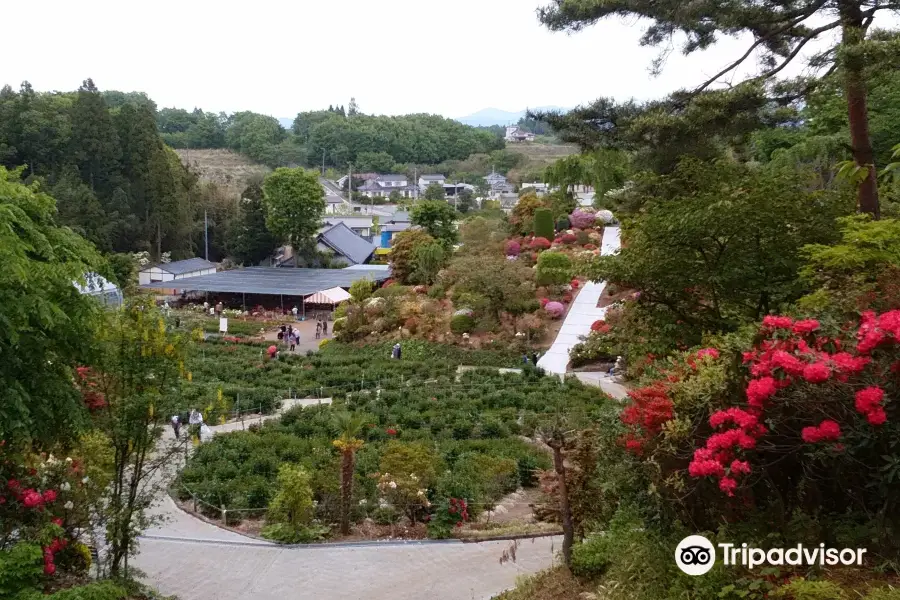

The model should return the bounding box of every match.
[537,0,899,218]
[115,103,179,259]
[229,182,279,265]
[69,79,122,198]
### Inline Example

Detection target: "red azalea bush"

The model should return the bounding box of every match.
[561,233,578,245]
[591,319,611,333]
[619,310,900,540]
[505,240,521,256]
[530,237,552,250]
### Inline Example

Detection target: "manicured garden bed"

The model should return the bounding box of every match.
[176,338,612,541]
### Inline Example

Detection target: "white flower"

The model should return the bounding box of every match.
[60,482,71,492]
[388,481,397,489]
[358,499,368,506]
[82,476,90,484]
[64,501,74,510]
[416,490,425,497]
[65,457,73,463]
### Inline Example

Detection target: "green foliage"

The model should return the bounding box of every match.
[262,167,325,265]
[413,242,446,285]
[227,181,279,266]
[411,200,458,246]
[800,215,900,284]
[510,192,544,235]
[0,542,43,598]
[555,215,571,231]
[260,523,329,544]
[355,151,395,173]
[533,208,554,240]
[349,278,375,302]
[389,229,435,284]
[446,254,536,321]
[266,464,315,528]
[423,182,446,201]
[0,167,101,445]
[535,251,572,286]
[771,579,848,600]
[450,313,476,334]
[585,159,851,351]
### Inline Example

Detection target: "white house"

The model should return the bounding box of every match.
[504,126,535,143]
[357,174,416,199]
[322,216,375,239]
[418,174,445,192]
[520,182,550,196]
[138,258,217,286]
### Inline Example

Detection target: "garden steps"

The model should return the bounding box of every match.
[537,227,621,375]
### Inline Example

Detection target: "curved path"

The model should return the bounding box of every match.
[135,402,559,599]
[538,226,621,376]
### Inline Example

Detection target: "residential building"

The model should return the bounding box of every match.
[357,174,416,199]
[442,182,475,198]
[504,126,535,143]
[418,174,445,192]
[316,222,377,266]
[484,171,508,188]
[138,257,217,286]
[322,216,374,240]
[520,182,550,196]
[325,194,345,214]
[379,211,412,248]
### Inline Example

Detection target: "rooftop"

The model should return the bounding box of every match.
[419,174,445,180]
[318,222,376,265]
[140,266,389,296]
[145,257,216,275]
[378,174,408,182]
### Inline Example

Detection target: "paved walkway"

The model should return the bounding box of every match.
[538,227,621,375]
[135,398,559,599]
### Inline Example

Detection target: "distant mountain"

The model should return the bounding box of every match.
[278,117,294,129]
[456,106,569,127]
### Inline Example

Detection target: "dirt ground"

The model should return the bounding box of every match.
[262,318,334,354]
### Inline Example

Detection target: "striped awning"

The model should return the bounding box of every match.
[304,286,352,305]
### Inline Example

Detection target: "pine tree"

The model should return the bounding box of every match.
[69,78,122,196]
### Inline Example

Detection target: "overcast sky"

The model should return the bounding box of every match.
[4,0,889,119]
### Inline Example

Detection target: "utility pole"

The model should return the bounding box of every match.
[204,210,209,261]
[348,163,352,203]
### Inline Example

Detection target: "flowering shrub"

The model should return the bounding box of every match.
[544,302,565,318]
[505,240,521,256]
[426,497,470,538]
[561,233,578,245]
[591,320,610,333]
[530,237,552,250]
[569,209,596,229]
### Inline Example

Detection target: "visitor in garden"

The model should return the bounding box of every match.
[391,343,402,359]
[170,414,181,439]
[522,354,529,364]
[315,322,321,339]
[292,305,299,320]
[289,330,297,352]
[530,352,539,366]
[322,319,328,335]
[188,409,204,441]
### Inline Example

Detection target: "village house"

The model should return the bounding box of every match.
[504,125,535,143]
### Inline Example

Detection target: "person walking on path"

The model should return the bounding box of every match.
[321,319,328,335]
[170,414,181,439]
[292,306,299,321]
[289,330,297,352]
[188,409,204,442]
[315,322,322,339]
[392,343,402,360]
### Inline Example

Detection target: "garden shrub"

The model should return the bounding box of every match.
[576,230,591,245]
[450,313,475,334]
[569,209,596,229]
[427,284,446,299]
[533,208,554,240]
[544,302,565,318]
[536,251,572,286]
[349,278,374,302]
[260,522,329,544]
[530,237,551,250]
[505,240,521,256]
[556,216,570,231]
[772,579,848,600]
[371,505,402,525]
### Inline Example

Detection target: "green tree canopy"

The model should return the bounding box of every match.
[389,229,435,284]
[0,167,101,445]
[423,182,446,200]
[228,181,279,265]
[262,168,326,266]
[411,200,458,246]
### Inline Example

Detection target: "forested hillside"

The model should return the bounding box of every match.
[0,79,202,259]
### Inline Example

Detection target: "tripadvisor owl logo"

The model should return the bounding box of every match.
[675,535,868,576]
[676,535,716,575]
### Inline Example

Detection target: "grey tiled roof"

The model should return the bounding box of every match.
[149,257,216,275]
[318,222,376,265]
[378,174,408,182]
[420,174,445,180]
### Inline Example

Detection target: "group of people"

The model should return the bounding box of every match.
[170,408,207,442]
[278,324,300,351]
[314,319,328,339]
[522,351,541,366]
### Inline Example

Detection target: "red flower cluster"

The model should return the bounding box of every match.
[530,237,552,250]
[855,387,886,425]
[857,310,900,353]
[6,480,58,510]
[801,420,841,443]
[560,233,577,245]
[385,428,398,436]
[590,320,611,333]
[571,279,580,290]
[689,405,766,495]
[75,366,106,410]
[802,362,831,383]
[448,497,469,527]
[620,385,674,454]
[42,537,68,575]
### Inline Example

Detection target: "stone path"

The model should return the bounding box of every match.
[538,227,621,375]
[135,397,559,599]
